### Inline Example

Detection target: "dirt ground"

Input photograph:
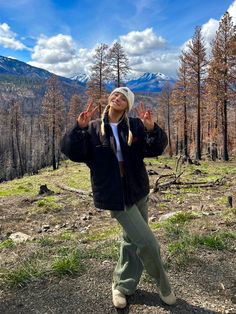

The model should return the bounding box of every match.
[0,161,236,314]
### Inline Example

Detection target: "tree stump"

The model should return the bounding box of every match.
[227,196,233,208]
[38,184,54,195]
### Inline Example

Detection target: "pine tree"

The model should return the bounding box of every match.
[172,54,191,158]
[67,94,82,129]
[184,26,207,160]
[208,12,236,161]
[159,82,173,157]
[42,75,65,170]
[8,100,24,177]
[86,43,110,117]
[108,42,130,87]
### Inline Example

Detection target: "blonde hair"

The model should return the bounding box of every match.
[101,105,133,146]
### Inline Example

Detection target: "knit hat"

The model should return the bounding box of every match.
[110,87,134,112]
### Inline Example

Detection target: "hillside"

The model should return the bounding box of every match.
[0,157,235,313]
[0,56,85,113]
[0,55,176,115]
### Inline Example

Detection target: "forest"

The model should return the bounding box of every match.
[0,11,235,181]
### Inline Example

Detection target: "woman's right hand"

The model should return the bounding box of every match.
[77,100,98,128]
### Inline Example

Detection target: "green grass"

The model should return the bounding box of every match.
[0,160,91,197]
[38,236,56,247]
[167,211,201,224]
[162,210,236,267]
[0,239,15,250]
[167,230,236,267]
[162,211,200,238]
[222,207,236,221]
[1,259,44,288]
[51,249,82,276]
[28,195,63,214]
[58,231,77,241]
[83,225,121,241]
[81,240,120,261]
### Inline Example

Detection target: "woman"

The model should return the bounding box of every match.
[61,87,176,309]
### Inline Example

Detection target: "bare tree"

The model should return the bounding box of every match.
[208,12,236,161]
[67,94,82,129]
[184,26,207,160]
[42,75,65,170]
[108,42,130,87]
[159,82,173,157]
[9,100,24,177]
[86,43,110,117]
[172,54,191,159]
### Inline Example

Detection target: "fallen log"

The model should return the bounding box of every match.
[152,175,225,192]
[55,183,92,196]
[152,172,183,192]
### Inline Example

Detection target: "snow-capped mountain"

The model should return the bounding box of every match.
[0,55,175,93]
[126,72,176,92]
[71,71,176,93]
[70,73,89,85]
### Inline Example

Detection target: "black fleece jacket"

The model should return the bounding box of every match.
[61,116,168,211]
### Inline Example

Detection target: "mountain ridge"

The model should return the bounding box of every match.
[0,55,176,93]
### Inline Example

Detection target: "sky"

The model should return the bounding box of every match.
[0,0,235,79]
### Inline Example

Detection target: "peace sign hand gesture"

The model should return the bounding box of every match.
[77,100,98,128]
[135,102,155,131]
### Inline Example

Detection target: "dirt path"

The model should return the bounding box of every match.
[0,253,235,314]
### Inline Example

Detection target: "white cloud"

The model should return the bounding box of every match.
[182,0,236,55]
[28,28,177,78]
[31,34,77,64]
[201,18,219,52]
[0,23,28,50]
[119,28,167,56]
[29,34,94,77]
[228,0,236,24]
[181,18,219,55]
[129,52,179,78]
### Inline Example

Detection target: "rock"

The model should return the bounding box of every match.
[164,164,172,169]
[149,215,157,222]
[81,214,92,221]
[147,169,159,175]
[41,225,50,232]
[9,232,31,243]
[78,225,91,233]
[158,211,181,221]
[193,169,202,176]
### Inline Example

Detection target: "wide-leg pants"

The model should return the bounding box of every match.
[111,195,171,297]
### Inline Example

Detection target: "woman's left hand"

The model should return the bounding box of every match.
[135,102,155,131]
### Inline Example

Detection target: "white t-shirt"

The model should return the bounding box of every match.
[109,123,124,161]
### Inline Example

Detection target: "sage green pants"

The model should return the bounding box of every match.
[111,195,171,296]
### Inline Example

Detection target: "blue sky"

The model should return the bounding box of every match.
[0,0,235,78]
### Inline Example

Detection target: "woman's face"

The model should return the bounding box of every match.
[109,92,128,112]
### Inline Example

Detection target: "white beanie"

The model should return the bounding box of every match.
[110,87,135,111]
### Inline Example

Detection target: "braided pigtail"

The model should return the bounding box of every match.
[125,113,133,146]
[100,105,110,136]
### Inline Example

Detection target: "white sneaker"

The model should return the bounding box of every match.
[112,286,127,309]
[159,291,176,305]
